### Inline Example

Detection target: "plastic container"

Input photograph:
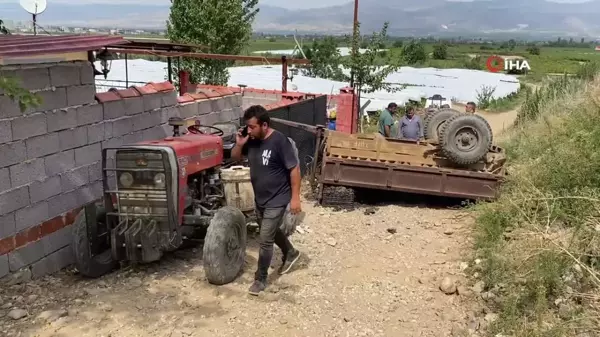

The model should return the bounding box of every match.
[220,166,255,212]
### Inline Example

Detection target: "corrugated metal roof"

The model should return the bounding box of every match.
[0,34,127,58]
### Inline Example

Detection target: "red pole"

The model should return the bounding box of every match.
[179,70,189,96]
[282,55,288,93]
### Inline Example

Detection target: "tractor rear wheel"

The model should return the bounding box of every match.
[440,113,493,165]
[423,108,460,141]
[72,205,118,278]
[203,206,247,285]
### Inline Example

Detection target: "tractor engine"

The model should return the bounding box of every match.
[185,167,226,216]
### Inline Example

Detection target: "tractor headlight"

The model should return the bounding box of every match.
[119,172,134,188]
[153,173,166,188]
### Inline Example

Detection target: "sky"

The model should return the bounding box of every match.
[0,0,594,9]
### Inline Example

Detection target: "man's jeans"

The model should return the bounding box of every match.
[254,206,294,282]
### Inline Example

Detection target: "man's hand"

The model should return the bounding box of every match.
[290,195,302,214]
[236,127,249,145]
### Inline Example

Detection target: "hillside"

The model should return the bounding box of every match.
[1,0,600,36]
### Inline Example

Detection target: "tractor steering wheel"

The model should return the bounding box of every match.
[187,124,224,137]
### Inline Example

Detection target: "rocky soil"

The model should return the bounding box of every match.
[0,198,492,337]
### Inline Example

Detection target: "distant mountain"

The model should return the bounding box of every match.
[1,0,600,37]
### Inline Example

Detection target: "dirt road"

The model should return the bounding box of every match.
[0,200,478,337]
[0,106,521,337]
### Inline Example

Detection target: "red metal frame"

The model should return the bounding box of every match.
[0,35,127,57]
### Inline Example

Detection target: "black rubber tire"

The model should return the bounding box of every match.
[441,104,450,108]
[72,205,118,278]
[423,108,460,141]
[440,113,493,165]
[203,206,247,285]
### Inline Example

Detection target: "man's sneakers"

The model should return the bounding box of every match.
[248,280,266,296]
[278,249,301,275]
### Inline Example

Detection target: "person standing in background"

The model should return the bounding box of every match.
[465,102,476,113]
[378,102,397,137]
[398,106,423,141]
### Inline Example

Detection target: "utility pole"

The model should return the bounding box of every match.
[349,0,358,88]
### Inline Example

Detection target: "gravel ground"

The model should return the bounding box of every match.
[0,198,478,337]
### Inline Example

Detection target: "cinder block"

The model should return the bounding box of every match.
[60,166,89,192]
[9,159,46,188]
[110,116,133,137]
[15,202,49,233]
[233,93,242,107]
[0,186,30,216]
[67,85,96,106]
[58,126,88,151]
[161,92,178,107]
[25,133,60,159]
[0,255,8,279]
[103,100,125,120]
[123,97,144,116]
[29,88,68,113]
[88,161,102,182]
[142,93,162,112]
[0,119,12,144]
[179,102,197,119]
[8,239,44,272]
[47,190,77,216]
[76,104,103,126]
[161,106,180,123]
[47,107,78,132]
[12,67,51,91]
[123,130,144,145]
[217,109,234,123]
[197,112,220,126]
[197,100,212,115]
[11,113,47,140]
[102,137,124,152]
[0,95,22,119]
[49,64,81,87]
[211,97,226,112]
[221,95,236,110]
[31,243,73,278]
[73,183,102,206]
[41,223,71,256]
[80,62,95,85]
[0,167,9,193]
[74,142,101,166]
[44,150,75,176]
[0,141,26,168]
[232,106,243,119]
[0,213,16,239]
[87,122,105,144]
[133,111,161,131]
[142,125,167,140]
[103,120,113,139]
[30,176,61,204]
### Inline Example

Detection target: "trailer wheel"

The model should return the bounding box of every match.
[423,108,460,141]
[203,206,247,285]
[72,205,118,278]
[440,113,493,165]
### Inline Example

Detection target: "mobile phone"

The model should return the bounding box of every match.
[241,126,248,137]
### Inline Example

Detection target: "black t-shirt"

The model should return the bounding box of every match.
[242,130,298,208]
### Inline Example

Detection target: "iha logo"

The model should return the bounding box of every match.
[486,55,531,73]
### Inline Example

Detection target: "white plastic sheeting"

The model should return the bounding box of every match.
[95,59,520,112]
[252,47,386,57]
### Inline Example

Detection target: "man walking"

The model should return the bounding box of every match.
[465,102,476,113]
[378,102,397,137]
[232,105,302,296]
[398,106,423,141]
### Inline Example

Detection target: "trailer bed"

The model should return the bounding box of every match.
[319,131,505,200]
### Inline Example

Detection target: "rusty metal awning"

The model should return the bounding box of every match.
[108,38,209,52]
[0,34,127,60]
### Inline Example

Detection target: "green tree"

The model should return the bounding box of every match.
[343,22,403,94]
[401,40,427,64]
[0,19,9,35]
[392,40,403,49]
[166,0,259,86]
[432,42,448,60]
[300,37,345,81]
[526,45,540,55]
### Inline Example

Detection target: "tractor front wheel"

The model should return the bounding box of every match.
[72,205,118,278]
[203,206,247,285]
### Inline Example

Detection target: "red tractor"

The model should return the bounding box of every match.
[72,116,253,285]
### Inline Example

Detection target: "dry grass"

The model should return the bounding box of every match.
[471,64,600,336]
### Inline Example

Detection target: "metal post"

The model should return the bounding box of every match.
[125,53,129,87]
[167,57,173,83]
[349,0,358,88]
[282,55,288,93]
[32,14,37,35]
[179,70,189,96]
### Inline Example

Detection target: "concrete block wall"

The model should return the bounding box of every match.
[0,61,242,281]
